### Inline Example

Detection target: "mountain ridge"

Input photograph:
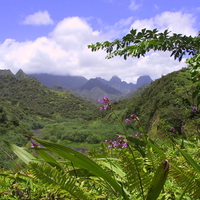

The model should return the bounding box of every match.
[0,69,153,101]
[28,72,152,101]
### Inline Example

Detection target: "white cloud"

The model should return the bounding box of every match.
[129,0,141,11]
[130,11,197,36]
[22,11,54,26]
[50,17,97,50]
[0,12,198,83]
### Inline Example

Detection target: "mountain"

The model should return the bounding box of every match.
[28,73,152,93]
[15,69,28,79]
[114,68,195,134]
[76,78,122,101]
[0,74,97,120]
[0,69,14,76]
[136,75,153,88]
[97,75,153,94]
[51,84,97,104]
[27,73,153,101]
[28,73,88,90]
[0,70,98,169]
[79,78,122,95]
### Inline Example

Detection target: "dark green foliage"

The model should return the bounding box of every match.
[0,105,31,169]
[40,119,122,144]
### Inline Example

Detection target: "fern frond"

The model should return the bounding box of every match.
[170,157,200,198]
[28,162,91,200]
[119,149,152,198]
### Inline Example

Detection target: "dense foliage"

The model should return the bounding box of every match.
[114,68,199,137]
[0,75,96,120]
[1,101,200,199]
[0,28,200,199]
[0,75,98,169]
[0,105,32,169]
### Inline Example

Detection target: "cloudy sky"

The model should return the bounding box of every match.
[0,0,199,83]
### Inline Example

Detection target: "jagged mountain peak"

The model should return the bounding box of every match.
[110,75,121,84]
[15,69,27,79]
[136,75,153,87]
[79,78,122,95]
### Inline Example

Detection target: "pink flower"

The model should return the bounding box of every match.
[102,96,110,103]
[99,107,104,111]
[98,96,110,104]
[103,105,108,110]
[125,119,130,123]
[122,143,127,148]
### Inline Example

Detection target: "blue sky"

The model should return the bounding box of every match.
[0,0,199,83]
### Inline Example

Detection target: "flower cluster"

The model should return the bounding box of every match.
[98,96,112,111]
[98,96,110,104]
[104,133,144,149]
[125,114,139,123]
[105,136,128,149]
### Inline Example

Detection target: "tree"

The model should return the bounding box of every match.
[88,28,200,104]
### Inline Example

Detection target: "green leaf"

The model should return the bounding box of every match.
[2,140,38,165]
[148,139,165,156]
[146,160,169,200]
[97,158,126,180]
[36,148,63,170]
[179,148,200,174]
[31,137,130,199]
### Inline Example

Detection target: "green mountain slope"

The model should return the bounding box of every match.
[114,68,198,136]
[0,75,97,169]
[0,75,97,120]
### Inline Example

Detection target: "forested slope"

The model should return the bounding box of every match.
[114,68,198,136]
[0,75,97,120]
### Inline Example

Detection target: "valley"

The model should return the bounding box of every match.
[0,65,200,199]
[0,67,198,169]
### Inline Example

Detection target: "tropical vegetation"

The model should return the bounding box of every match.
[0,28,199,199]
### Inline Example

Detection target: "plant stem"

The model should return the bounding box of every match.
[128,145,145,200]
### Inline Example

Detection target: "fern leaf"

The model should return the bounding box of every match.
[28,162,90,200]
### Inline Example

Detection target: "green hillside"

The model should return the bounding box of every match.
[0,75,97,121]
[0,74,98,169]
[114,68,199,137]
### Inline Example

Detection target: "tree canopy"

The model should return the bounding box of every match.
[88,28,200,61]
